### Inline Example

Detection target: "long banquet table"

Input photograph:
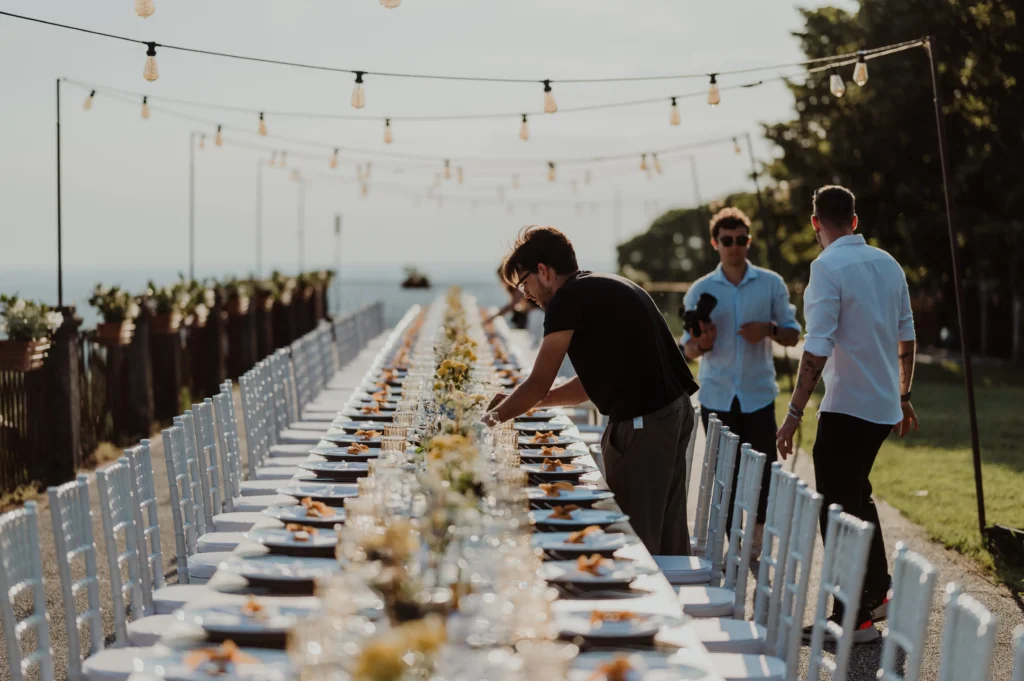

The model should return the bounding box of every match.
[142,304,725,681]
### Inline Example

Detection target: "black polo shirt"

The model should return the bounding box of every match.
[543,271,698,421]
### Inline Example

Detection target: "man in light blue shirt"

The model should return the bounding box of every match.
[681,207,801,530]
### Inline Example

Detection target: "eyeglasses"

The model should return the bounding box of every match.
[718,235,750,247]
[516,272,533,293]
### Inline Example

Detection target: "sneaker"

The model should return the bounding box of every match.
[867,595,890,623]
[801,616,881,645]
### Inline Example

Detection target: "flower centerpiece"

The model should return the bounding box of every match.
[146,280,189,334]
[0,295,63,371]
[89,284,140,346]
[352,615,446,681]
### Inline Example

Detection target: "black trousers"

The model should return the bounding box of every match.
[700,397,778,534]
[812,411,892,597]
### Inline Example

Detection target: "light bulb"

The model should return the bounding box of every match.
[457,166,464,184]
[143,42,159,82]
[584,169,591,185]
[383,118,393,144]
[640,153,648,172]
[519,114,529,141]
[444,159,452,181]
[280,151,287,168]
[512,174,520,189]
[258,112,267,136]
[135,0,155,18]
[215,125,223,147]
[670,97,680,126]
[829,70,846,98]
[853,52,868,86]
[653,153,662,175]
[707,74,720,106]
[330,148,339,169]
[141,96,150,119]
[198,135,205,150]
[542,80,557,114]
[83,90,95,111]
[380,0,401,7]
[547,162,556,183]
[351,72,366,109]
[733,138,742,155]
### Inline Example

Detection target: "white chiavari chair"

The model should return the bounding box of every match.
[124,441,161,613]
[752,464,800,648]
[95,460,146,646]
[936,583,998,681]
[692,416,723,556]
[877,543,937,681]
[1012,625,1024,681]
[684,403,701,492]
[0,501,53,681]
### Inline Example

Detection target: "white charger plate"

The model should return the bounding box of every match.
[557,612,665,640]
[275,483,359,504]
[514,422,571,434]
[539,559,652,586]
[531,508,629,528]
[219,555,340,583]
[527,486,614,504]
[521,462,598,478]
[531,530,630,553]
[176,602,320,636]
[245,526,339,550]
[298,461,370,477]
[518,435,582,448]
[569,651,708,681]
[262,504,345,527]
[132,646,292,681]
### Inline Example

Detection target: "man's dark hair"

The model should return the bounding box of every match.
[500,225,578,287]
[709,207,751,241]
[813,185,856,229]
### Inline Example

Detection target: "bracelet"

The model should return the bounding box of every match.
[787,403,804,421]
[900,392,911,403]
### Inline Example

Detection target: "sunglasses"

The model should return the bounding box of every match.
[718,235,750,247]
[516,272,533,293]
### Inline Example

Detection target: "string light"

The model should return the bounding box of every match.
[444,159,452,181]
[134,0,155,18]
[141,96,150,119]
[512,174,520,190]
[547,161,556,182]
[707,74,720,106]
[733,137,742,155]
[215,124,223,146]
[330,148,339,169]
[258,112,267,136]
[143,42,159,82]
[519,114,529,141]
[83,89,95,111]
[829,69,846,98]
[351,72,366,109]
[640,153,648,172]
[383,118,393,144]
[542,80,557,114]
[457,166,464,184]
[853,51,869,86]
[670,96,680,126]
[653,152,662,175]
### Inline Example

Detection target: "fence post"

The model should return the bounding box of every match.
[226,296,257,378]
[150,319,183,422]
[27,308,81,485]
[254,292,275,360]
[122,307,154,441]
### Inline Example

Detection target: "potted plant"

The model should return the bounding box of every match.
[270,271,297,306]
[0,295,63,371]
[89,285,140,346]
[182,279,216,328]
[147,280,189,334]
[253,278,276,310]
[222,277,252,316]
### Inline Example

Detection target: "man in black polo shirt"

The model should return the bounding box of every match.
[482,226,699,555]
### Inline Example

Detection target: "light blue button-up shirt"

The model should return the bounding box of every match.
[681,262,801,413]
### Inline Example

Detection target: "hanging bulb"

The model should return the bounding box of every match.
[215,125,223,147]
[83,90,96,111]
[512,174,520,190]
[542,80,557,114]
[707,74,720,106]
[584,169,592,185]
[829,69,846,98]
[143,42,159,82]
[135,0,155,18]
[258,112,267,136]
[640,153,648,172]
[733,137,742,155]
[351,72,366,109]
[853,52,869,87]
[457,166,464,184]
[383,118,393,144]
[653,153,662,175]
[519,114,529,141]
[547,162,556,183]
[198,134,206,150]
[669,97,680,126]
[444,159,452,181]
[330,148,339,169]
[360,183,369,198]
[140,96,150,119]
[280,151,287,168]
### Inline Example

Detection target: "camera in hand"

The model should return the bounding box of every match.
[680,293,718,338]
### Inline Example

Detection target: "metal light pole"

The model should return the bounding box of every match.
[297,177,306,272]
[256,160,264,278]
[55,79,64,307]
[334,214,342,316]
[188,131,196,280]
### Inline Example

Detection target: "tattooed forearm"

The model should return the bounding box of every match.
[790,351,828,410]
[898,340,916,395]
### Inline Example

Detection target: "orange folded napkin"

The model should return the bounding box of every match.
[370,391,389,403]
[566,525,602,544]
[589,611,636,626]
[539,481,575,497]
[541,459,575,472]
[530,431,557,443]
[300,497,335,518]
[240,596,268,620]
[550,504,580,520]
[577,554,609,576]
[347,443,371,454]
[589,656,632,681]
[524,407,542,416]
[354,429,382,440]
[185,641,259,673]
[539,446,565,457]
[360,404,382,415]
[285,524,317,541]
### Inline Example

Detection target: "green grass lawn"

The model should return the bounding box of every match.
[771,359,1024,592]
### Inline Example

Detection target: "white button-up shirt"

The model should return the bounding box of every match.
[803,234,915,425]
[682,262,801,413]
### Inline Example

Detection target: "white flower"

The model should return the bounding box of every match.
[177,293,190,309]
[45,311,64,332]
[203,289,215,307]
[127,302,141,320]
[11,298,25,313]
[0,319,7,336]
[194,303,209,318]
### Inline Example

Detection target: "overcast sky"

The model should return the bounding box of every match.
[0,0,855,283]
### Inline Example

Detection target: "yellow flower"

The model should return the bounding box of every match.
[353,635,406,681]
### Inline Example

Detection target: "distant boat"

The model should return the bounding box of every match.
[400,266,431,289]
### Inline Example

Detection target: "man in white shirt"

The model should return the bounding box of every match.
[776,185,919,644]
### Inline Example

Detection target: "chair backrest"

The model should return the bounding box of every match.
[753,462,801,648]
[212,388,241,507]
[683,403,701,491]
[806,505,876,681]
[162,425,196,584]
[321,322,340,376]
[196,399,224,520]
[878,543,937,681]
[937,583,998,681]
[124,440,164,610]
[703,430,740,585]
[692,416,723,554]
[238,369,263,478]
[334,313,359,367]
[0,501,53,681]
[95,459,145,646]
[1012,625,1024,681]
[776,482,824,678]
[724,446,767,618]
[178,411,210,537]
[48,474,103,680]
[290,338,312,412]
[271,349,297,432]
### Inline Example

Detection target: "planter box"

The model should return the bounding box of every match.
[151,312,182,335]
[97,321,135,346]
[0,338,50,372]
